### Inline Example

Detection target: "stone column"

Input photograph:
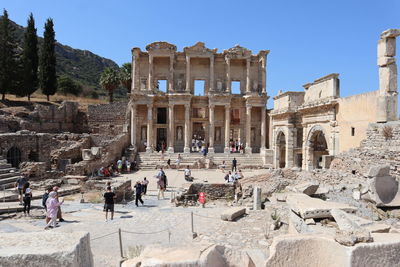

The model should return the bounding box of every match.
[246,58,251,93]
[169,55,174,93]
[209,55,214,92]
[130,105,137,148]
[253,187,262,210]
[208,104,215,154]
[261,56,266,93]
[146,104,153,153]
[132,49,140,91]
[148,54,153,91]
[285,126,294,168]
[186,56,191,93]
[224,105,231,154]
[260,106,266,151]
[226,57,231,93]
[184,104,191,153]
[167,104,174,153]
[245,104,252,154]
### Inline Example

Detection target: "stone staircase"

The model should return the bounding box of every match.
[0,156,22,190]
[137,152,265,170]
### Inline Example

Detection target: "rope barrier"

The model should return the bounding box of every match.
[91,230,119,241]
[192,213,220,220]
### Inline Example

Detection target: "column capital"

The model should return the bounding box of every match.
[224,104,231,109]
[147,103,153,108]
[209,104,215,109]
[246,103,252,109]
[168,103,175,108]
[225,56,231,65]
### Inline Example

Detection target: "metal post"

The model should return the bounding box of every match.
[118,228,124,258]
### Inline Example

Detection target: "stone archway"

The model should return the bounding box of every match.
[275,131,286,168]
[306,126,328,170]
[7,146,22,168]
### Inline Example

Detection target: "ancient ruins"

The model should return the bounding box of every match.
[0,29,400,267]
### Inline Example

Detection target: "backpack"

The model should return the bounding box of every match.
[42,192,49,207]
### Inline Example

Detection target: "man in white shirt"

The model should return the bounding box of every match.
[184,166,192,181]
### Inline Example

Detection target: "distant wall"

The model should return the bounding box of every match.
[336,90,379,152]
[87,101,128,135]
[304,74,339,103]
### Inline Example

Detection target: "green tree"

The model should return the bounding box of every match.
[0,9,19,100]
[21,13,38,101]
[100,67,119,103]
[39,18,57,101]
[58,75,83,96]
[119,62,132,91]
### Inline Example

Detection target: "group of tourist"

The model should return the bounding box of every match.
[98,159,136,177]
[224,170,244,183]
[219,158,238,172]
[15,175,32,216]
[229,139,244,153]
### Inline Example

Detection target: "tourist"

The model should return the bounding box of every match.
[52,186,65,222]
[232,157,237,172]
[22,182,32,216]
[127,161,131,173]
[237,169,244,179]
[134,181,144,207]
[176,154,182,170]
[184,165,193,182]
[167,158,171,169]
[228,171,235,183]
[235,140,239,153]
[156,168,166,200]
[220,160,226,173]
[117,159,123,174]
[103,186,116,221]
[15,175,28,205]
[45,191,63,230]
[142,177,149,195]
[42,187,52,210]
[224,171,230,182]
[202,146,208,157]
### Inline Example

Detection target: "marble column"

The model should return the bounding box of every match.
[224,105,231,154]
[246,58,251,93]
[167,104,174,153]
[261,56,266,94]
[245,104,252,154]
[209,55,214,92]
[132,50,140,91]
[146,104,153,153]
[186,56,191,93]
[130,105,137,148]
[208,104,215,154]
[169,55,174,92]
[285,126,294,168]
[260,106,266,151]
[226,57,231,93]
[148,54,154,91]
[184,104,191,153]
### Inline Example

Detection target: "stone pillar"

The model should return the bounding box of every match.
[148,54,153,91]
[130,105,137,148]
[246,58,251,93]
[169,55,174,93]
[226,57,231,93]
[260,107,266,151]
[208,104,215,154]
[285,126,294,168]
[224,105,231,154]
[253,186,262,210]
[132,49,140,91]
[167,104,174,153]
[184,104,191,153]
[261,56,266,94]
[209,55,214,92]
[245,104,252,154]
[186,56,191,93]
[146,104,153,153]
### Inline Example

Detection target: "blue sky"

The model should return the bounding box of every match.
[2,0,399,108]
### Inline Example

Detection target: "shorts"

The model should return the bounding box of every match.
[104,203,114,212]
[18,188,23,195]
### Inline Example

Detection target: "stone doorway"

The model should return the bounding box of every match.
[308,130,328,169]
[156,128,167,152]
[192,122,206,152]
[7,146,22,168]
[276,132,286,168]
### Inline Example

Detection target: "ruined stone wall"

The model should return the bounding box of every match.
[303,74,339,103]
[87,101,128,135]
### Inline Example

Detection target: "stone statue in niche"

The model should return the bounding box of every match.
[177,79,183,91]
[177,126,183,141]
[217,80,222,91]
[252,82,258,92]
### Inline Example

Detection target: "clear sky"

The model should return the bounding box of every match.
[2,0,399,108]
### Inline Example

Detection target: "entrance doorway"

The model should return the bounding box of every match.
[310,131,328,169]
[7,146,22,168]
[192,122,206,152]
[276,132,286,168]
[156,128,167,152]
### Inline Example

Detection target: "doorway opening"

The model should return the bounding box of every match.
[7,146,22,168]
[156,128,167,152]
[157,108,167,124]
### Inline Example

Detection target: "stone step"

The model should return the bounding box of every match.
[0,172,20,180]
[0,168,16,175]
[0,176,21,186]
[0,164,13,169]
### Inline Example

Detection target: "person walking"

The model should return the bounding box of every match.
[22,182,32,216]
[184,165,192,182]
[117,159,123,174]
[142,177,149,195]
[156,168,166,200]
[42,187,52,210]
[15,175,28,205]
[167,158,171,169]
[134,181,144,207]
[52,186,65,222]
[103,186,116,221]
[176,154,182,170]
[232,158,237,172]
[45,192,63,230]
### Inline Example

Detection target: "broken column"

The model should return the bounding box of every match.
[377,29,400,122]
[366,165,400,207]
[253,186,262,210]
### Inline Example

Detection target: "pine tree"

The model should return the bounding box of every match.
[0,9,19,100]
[21,13,38,101]
[39,18,57,101]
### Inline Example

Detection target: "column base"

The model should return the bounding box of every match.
[146,147,153,153]
[208,147,215,155]
[184,147,190,154]
[224,147,230,154]
[260,147,266,155]
[245,147,252,154]
[167,147,174,153]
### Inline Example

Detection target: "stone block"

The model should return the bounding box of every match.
[90,147,102,157]
[380,29,400,39]
[288,211,312,234]
[377,37,396,58]
[286,193,357,219]
[379,64,397,92]
[253,186,262,210]
[368,174,400,207]
[321,155,334,169]
[81,149,93,161]
[0,231,93,267]
[221,207,246,221]
[293,182,319,196]
[377,56,396,67]
[367,165,390,177]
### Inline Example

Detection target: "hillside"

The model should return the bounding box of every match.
[4,17,122,98]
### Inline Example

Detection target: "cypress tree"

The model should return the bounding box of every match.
[0,9,19,100]
[39,18,57,101]
[21,13,38,101]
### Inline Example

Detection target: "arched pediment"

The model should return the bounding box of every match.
[145,41,177,52]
